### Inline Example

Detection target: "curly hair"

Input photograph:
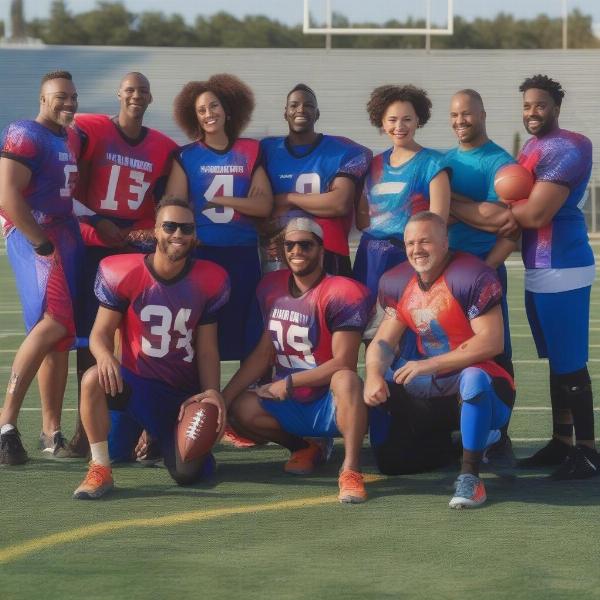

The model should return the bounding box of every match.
[519,74,565,107]
[173,74,255,141]
[367,84,432,129]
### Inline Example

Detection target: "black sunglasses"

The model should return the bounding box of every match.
[283,240,318,252]
[160,221,195,235]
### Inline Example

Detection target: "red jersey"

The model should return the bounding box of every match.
[379,252,513,386]
[257,270,372,403]
[95,254,230,393]
[75,114,177,223]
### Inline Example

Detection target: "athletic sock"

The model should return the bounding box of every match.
[1,423,16,435]
[565,369,595,443]
[90,441,111,467]
[461,449,483,477]
[550,371,574,439]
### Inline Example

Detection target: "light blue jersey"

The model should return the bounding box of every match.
[445,140,513,258]
[365,147,447,239]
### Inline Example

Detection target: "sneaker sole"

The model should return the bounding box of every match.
[73,484,114,500]
[449,497,486,509]
[284,467,316,475]
[338,494,367,504]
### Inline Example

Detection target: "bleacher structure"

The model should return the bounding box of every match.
[0,46,598,229]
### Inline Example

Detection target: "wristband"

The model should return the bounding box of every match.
[34,240,55,256]
[285,375,294,399]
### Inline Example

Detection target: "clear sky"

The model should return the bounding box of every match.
[1,0,597,32]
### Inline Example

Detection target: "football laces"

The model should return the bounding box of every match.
[185,409,206,441]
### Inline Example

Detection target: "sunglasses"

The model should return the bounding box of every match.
[283,240,318,252]
[160,221,195,235]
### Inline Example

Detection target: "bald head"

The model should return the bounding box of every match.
[119,72,150,90]
[450,89,487,148]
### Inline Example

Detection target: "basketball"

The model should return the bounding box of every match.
[494,163,534,202]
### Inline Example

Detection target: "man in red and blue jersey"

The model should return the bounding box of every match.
[73,197,230,499]
[69,72,177,457]
[365,212,514,509]
[224,217,373,503]
[0,71,83,464]
[260,84,372,276]
[509,75,598,478]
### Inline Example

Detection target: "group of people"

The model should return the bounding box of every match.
[0,68,595,509]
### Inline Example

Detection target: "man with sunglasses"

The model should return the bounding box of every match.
[0,71,83,465]
[73,197,230,499]
[223,217,373,503]
[68,72,178,458]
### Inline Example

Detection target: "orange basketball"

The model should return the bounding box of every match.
[494,164,534,202]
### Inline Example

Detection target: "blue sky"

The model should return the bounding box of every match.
[1,1,597,31]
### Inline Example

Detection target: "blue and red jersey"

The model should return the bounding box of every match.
[175,138,261,246]
[95,254,230,393]
[518,128,593,269]
[364,147,447,240]
[75,114,177,227]
[257,270,372,403]
[379,252,512,385]
[0,119,81,236]
[260,134,372,256]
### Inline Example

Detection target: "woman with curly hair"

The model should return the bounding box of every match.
[353,84,450,323]
[166,74,272,361]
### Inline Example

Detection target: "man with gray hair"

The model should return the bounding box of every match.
[223,217,373,503]
[364,211,515,509]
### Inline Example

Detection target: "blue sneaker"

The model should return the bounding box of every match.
[449,473,487,509]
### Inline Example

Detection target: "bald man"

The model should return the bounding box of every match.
[444,90,518,468]
[0,71,83,464]
[69,72,178,457]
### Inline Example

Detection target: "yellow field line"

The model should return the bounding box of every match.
[0,474,385,565]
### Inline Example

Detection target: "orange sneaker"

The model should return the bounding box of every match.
[338,469,367,504]
[284,440,323,474]
[222,424,257,448]
[73,462,114,500]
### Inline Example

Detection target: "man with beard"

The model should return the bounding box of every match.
[0,71,83,464]
[364,212,515,509]
[224,217,373,503]
[73,198,230,498]
[260,84,372,276]
[511,75,598,478]
[69,72,178,458]
[448,76,599,479]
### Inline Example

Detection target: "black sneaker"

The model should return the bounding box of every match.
[0,428,29,465]
[483,432,516,474]
[550,445,600,480]
[517,437,571,468]
[39,431,78,458]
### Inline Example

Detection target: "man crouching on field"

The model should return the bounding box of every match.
[364,211,515,509]
[223,217,373,503]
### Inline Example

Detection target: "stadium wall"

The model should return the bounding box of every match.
[1,46,599,228]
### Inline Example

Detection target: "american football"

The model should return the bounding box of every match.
[176,401,220,462]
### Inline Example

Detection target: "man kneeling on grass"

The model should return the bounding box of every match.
[364,211,515,509]
[73,198,229,498]
[223,217,373,503]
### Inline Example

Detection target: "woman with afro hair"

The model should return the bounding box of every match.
[166,73,272,362]
[353,84,450,335]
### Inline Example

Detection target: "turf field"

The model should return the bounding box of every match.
[2,248,600,600]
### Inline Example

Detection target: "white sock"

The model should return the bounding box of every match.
[1,424,16,435]
[90,441,111,467]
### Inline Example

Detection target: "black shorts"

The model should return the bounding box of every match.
[371,383,461,475]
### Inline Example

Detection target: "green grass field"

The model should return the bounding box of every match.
[2,250,600,600]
